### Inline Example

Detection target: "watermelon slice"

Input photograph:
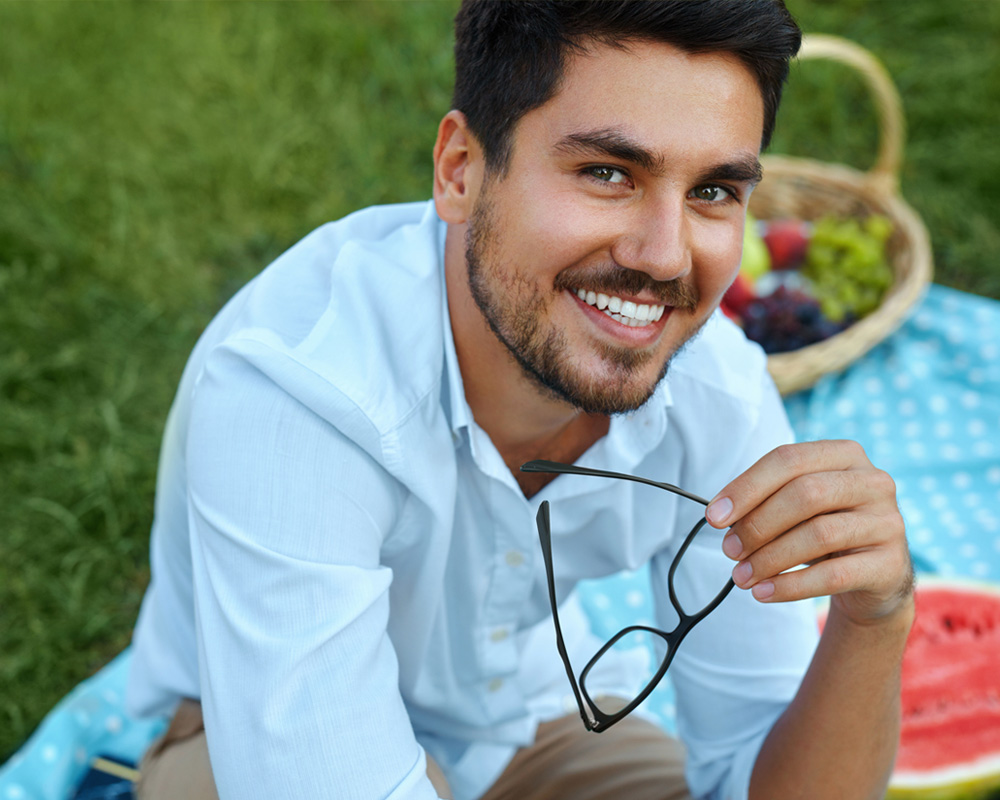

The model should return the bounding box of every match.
[888,578,1000,800]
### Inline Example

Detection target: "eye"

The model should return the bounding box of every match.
[586,165,629,185]
[690,184,735,203]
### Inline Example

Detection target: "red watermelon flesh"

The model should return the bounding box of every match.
[890,579,1000,799]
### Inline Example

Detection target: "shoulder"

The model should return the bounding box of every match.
[189,200,449,458]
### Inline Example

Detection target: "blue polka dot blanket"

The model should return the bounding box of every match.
[3,284,998,799]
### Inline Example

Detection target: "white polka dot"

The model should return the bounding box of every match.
[626,590,645,608]
[981,343,998,360]
[930,494,949,510]
[661,702,676,718]
[988,467,1000,484]
[973,562,991,577]
[903,507,924,525]
[592,594,610,610]
[870,421,889,437]
[968,419,987,436]
[41,744,58,762]
[969,369,985,385]
[835,399,855,417]
[75,747,87,764]
[914,312,933,330]
[964,493,982,508]
[941,444,962,461]
[919,476,937,492]
[911,529,933,545]
[940,562,957,576]
[934,421,953,438]
[911,361,931,378]
[960,543,979,558]
[952,472,972,489]
[5,786,26,799]
[105,714,123,734]
[926,546,945,562]
[902,421,921,438]
[942,295,960,312]
[994,539,1000,553]
[867,401,886,417]
[961,391,981,409]
[102,688,119,704]
[945,524,965,538]
[893,373,913,390]
[974,441,995,457]
[907,441,926,459]
[946,328,964,345]
[74,711,91,727]
[929,395,949,414]
[899,399,918,416]
[940,510,960,526]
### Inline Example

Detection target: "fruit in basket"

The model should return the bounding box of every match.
[802,215,894,322]
[762,218,811,270]
[721,272,757,320]
[742,285,847,354]
[741,214,771,282]
[885,579,1000,800]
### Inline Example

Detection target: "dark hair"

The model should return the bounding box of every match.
[453,0,802,174]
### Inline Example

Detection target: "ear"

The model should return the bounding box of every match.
[432,110,483,224]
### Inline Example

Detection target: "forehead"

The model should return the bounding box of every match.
[518,39,765,162]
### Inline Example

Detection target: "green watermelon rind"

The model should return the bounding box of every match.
[887,576,1000,800]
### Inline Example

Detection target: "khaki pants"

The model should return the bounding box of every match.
[136,699,692,800]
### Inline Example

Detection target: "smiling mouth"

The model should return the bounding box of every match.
[572,288,666,328]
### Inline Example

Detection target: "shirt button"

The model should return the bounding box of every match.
[505,550,525,567]
[490,627,509,643]
[488,678,504,692]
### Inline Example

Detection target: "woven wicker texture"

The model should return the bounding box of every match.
[750,35,933,395]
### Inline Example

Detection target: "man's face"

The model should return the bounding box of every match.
[463,40,765,415]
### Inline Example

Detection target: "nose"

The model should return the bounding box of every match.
[610,197,692,282]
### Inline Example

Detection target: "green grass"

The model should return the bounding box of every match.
[1,0,998,764]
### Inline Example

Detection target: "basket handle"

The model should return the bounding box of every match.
[796,34,905,196]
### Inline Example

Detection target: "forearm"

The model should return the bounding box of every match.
[749,597,914,800]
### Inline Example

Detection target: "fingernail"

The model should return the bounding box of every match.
[722,533,742,560]
[752,581,775,601]
[732,561,752,585]
[706,496,733,526]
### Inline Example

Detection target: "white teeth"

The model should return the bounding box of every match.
[572,288,666,328]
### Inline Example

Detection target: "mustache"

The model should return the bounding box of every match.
[553,265,699,311]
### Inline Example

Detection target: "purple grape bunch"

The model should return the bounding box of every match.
[742,286,850,354]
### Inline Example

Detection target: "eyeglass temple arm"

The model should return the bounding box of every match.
[536,501,597,730]
[521,460,709,507]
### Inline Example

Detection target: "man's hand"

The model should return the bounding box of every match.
[705,439,914,625]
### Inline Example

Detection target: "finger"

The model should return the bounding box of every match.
[730,509,880,591]
[706,440,871,530]
[721,467,887,562]
[745,549,884,604]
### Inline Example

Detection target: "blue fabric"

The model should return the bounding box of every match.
[3,284,998,800]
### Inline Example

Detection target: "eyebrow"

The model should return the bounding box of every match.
[553,128,763,186]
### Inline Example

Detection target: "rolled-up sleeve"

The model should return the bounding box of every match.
[185,341,440,800]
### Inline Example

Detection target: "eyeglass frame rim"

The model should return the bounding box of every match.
[524,459,736,734]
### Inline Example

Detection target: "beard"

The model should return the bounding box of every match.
[464,192,702,415]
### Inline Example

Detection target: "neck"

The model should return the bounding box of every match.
[444,223,609,498]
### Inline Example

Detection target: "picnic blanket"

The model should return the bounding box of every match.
[3,284,998,799]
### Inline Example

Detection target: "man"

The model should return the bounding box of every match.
[127,2,914,799]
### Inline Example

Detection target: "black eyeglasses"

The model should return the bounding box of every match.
[521,459,735,733]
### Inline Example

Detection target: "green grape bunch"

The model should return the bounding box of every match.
[801,215,894,323]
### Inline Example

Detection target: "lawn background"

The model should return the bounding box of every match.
[1,0,998,763]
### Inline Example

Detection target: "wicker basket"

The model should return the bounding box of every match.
[749,35,933,395]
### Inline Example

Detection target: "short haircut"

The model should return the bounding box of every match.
[452,0,802,174]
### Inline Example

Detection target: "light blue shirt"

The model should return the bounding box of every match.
[127,201,819,800]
